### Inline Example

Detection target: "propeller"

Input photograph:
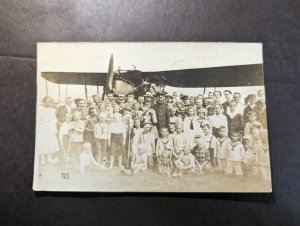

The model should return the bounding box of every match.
[102,54,114,100]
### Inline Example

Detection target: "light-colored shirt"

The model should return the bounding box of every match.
[70,120,85,142]
[227,142,244,161]
[94,123,111,140]
[210,114,228,134]
[156,137,174,156]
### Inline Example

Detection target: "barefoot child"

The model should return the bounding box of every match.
[94,113,111,168]
[202,124,218,167]
[156,127,174,176]
[131,146,148,174]
[109,113,126,169]
[241,136,256,178]
[174,146,196,177]
[216,126,231,173]
[172,123,187,177]
[79,142,101,175]
[192,137,212,174]
[69,111,85,166]
[58,113,73,162]
[226,132,244,180]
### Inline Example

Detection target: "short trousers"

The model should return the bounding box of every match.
[95,139,108,157]
[226,160,243,175]
[110,133,123,157]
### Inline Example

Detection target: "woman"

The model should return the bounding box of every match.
[36,96,60,164]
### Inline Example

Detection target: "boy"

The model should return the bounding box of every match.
[244,111,262,137]
[226,132,244,180]
[156,127,174,176]
[174,146,196,177]
[192,137,212,174]
[79,142,101,175]
[241,136,256,179]
[202,124,218,167]
[94,113,111,168]
[216,126,231,173]
[109,113,126,169]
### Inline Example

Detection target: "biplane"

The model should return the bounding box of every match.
[41,54,264,100]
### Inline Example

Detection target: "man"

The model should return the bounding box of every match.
[222,90,232,114]
[195,98,203,111]
[106,92,114,102]
[225,100,243,135]
[165,94,174,108]
[233,92,245,116]
[92,95,101,105]
[208,92,214,99]
[75,98,89,120]
[213,91,222,101]
[126,93,137,107]
[152,93,170,130]
[243,94,261,124]
[172,91,180,102]
[56,97,74,126]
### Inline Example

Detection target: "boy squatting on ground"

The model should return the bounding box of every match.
[79,142,101,175]
[174,146,196,177]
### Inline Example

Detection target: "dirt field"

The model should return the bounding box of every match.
[34,162,272,192]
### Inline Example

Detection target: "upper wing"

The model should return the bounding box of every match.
[41,72,107,86]
[141,64,264,87]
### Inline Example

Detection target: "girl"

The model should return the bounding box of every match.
[69,111,85,166]
[172,123,187,177]
[174,146,196,177]
[58,113,73,162]
[192,137,212,174]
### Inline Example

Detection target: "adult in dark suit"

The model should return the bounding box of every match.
[222,90,232,114]
[152,93,170,130]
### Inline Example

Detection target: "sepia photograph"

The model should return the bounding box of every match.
[33,42,271,192]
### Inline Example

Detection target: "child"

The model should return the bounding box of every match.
[202,124,218,167]
[131,145,148,174]
[79,142,101,175]
[156,127,174,176]
[169,107,182,125]
[244,111,262,137]
[132,118,143,140]
[192,137,212,174]
[84,107,98,154]
[197,108,211,129]
[132,122,155,168]
[168,122,176,139]
[69,111,85,166]
[241,136,256,179]
[172,123,187,177]
[216,126,231,173]
[210,104,228,137]
[58,113,73,162]
[94,113,111,168]
[226,132,244,180]
[183,106,203,147]
[250,127,271,182]
[109,113,126,169]
[174,146,196,177]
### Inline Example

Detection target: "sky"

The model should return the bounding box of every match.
[37,42,264,103]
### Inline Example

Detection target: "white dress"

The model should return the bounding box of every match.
[36,105,59,154]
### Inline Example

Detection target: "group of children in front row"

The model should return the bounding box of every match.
[64,110,270,183]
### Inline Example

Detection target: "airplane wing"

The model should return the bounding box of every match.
[41,72,108,86]
[141,64,264,87]
[42,63,264,87]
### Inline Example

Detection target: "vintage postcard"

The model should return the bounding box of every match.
[33,42,271,192]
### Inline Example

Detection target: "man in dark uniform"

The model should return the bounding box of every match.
[153,93,170,130]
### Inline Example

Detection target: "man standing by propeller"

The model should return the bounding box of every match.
[153,93,170,131]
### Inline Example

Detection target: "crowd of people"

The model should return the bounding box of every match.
[36,89,270,182]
